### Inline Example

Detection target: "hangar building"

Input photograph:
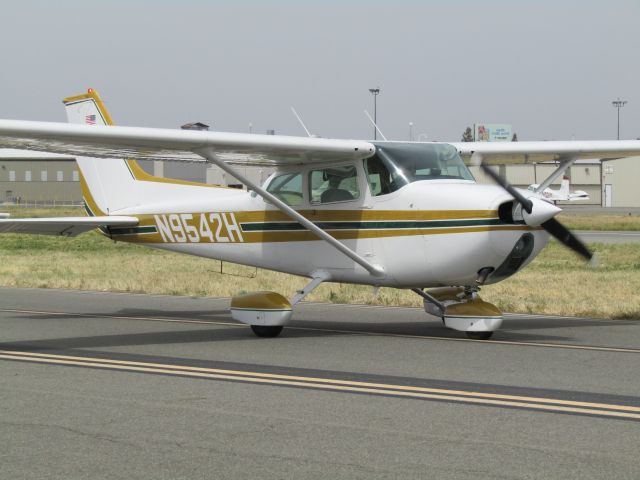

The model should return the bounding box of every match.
[1,150,638,208]
[601,156,640,207]
[469,160,603,206]
[0,150,81,204]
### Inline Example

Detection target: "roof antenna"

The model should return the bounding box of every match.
[290,107,312,137]
[364,110,387,141]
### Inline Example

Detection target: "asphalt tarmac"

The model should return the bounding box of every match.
[576,230,640,244]
[1,287,639,479]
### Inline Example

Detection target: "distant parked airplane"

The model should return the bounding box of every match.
[528,176,590,203]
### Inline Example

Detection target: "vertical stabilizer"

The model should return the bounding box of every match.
[64,88,222,215]
[559,176,570,197]
[63,89,139,214]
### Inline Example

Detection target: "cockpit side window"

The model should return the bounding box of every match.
[265,172,303,206]
[309,165,360,204]
[364,153,408,197]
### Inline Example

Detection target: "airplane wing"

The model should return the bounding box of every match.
[0,111,379,276]
[0,120,374,166]
[0,216,138,236]
[451,140,640,165]
[2,119,639,166]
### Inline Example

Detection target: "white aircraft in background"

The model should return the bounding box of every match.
[0,89,639,340]
[528,176,590,203]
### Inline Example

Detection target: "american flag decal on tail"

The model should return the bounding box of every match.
[85,114,96,125]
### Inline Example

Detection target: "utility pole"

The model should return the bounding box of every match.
[612,98,627,140]
[369,88,380,139]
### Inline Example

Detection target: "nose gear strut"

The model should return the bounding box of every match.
[414,286,501,340]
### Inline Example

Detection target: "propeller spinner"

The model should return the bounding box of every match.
[481,163,594,263]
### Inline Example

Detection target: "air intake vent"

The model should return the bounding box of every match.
[498,201,514,224]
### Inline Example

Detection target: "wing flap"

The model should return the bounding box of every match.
[0,120,375,166]
[0,216,138,236]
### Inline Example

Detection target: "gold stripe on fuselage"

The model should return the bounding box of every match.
[107,210,534,244]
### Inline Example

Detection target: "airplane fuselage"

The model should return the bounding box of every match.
[109,179,549,288]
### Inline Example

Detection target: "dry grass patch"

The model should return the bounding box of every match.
[557,213,640,231]
[1,206,638,318]
[482,242,640,318]
[0,230,638,319]
[1,206,85,218]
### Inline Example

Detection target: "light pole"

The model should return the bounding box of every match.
[409,122,413,141]
[369,88,380,139]
[612,98,627,140]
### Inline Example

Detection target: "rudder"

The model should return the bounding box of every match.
[63,89,139,214]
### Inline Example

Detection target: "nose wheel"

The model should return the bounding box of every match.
[416,287,502,340]
[466,331,494,340]
[250,325,284,338]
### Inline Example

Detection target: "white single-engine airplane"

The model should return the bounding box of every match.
[1,89,640,340]
[528,176,590,203]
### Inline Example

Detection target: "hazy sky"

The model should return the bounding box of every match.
[1,0,638,142]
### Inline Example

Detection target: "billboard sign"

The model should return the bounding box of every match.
[474,124,512,142]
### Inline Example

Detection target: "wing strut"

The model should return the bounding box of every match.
[534,156,578,193]
[290,270,332,306]
[196,148,385,278]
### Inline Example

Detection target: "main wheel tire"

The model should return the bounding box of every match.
[466,331,494,340]
[250,325,284,338]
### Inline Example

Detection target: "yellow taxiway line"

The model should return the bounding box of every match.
[1,307,639,354]
[1,349,639,420]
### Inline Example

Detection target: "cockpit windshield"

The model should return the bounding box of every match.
[364,142,474,196]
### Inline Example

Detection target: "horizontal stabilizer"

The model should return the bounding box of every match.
[0,216,138,236]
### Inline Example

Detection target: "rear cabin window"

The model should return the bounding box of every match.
[266,172,303,206]
[309,165,360,204]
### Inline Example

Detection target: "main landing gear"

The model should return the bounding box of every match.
[414,286,502,340]
[230,291,292,338]
[230,272,330,338]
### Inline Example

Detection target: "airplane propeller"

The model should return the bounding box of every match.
[481,164,594,263]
